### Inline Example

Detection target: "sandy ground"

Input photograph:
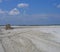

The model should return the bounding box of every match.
[0,26,60,52]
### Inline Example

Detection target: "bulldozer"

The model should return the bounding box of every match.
[5,24,13,30]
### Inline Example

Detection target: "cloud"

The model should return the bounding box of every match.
[0,13,60,25]
[17,3,29,8]
[9,8,20,15]
[0,9,5,14]
[0,0,10,3]
[57,4,60,8]
[0,9,8,14]
[53,3,60,8]
[30,14,60,18]
[0,0,2,3]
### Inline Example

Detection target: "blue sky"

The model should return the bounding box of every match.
[0,0,60,25]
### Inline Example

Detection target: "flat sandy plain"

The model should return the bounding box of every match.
[0,26,60,52]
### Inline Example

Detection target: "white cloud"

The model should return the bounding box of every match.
[0,0,10,3]
[53,3,60,8]
[0,9,5,14]
[30,14,60,18]
[0,9,8,14]
[9,8,20,15]
[57,4,60,8]
[17,3,29,8]
[0,0,2,3]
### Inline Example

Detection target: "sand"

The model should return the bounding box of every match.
[0,26,60,52]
